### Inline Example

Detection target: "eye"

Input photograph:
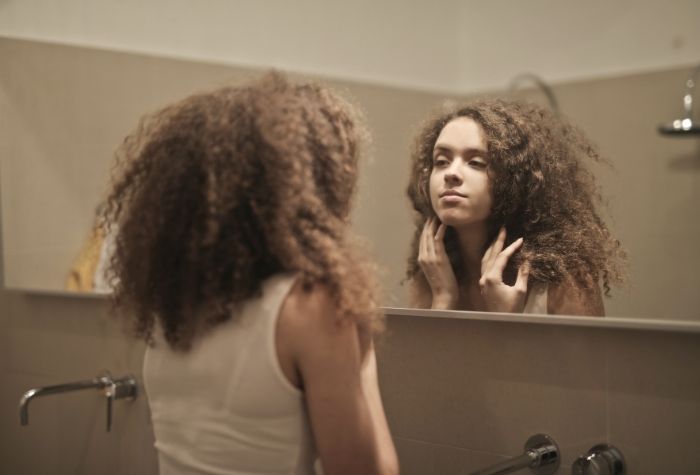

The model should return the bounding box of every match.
[433,155,449,167]
[469,158,488,169]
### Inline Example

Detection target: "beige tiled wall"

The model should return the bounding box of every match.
[0,290,157,474]
[3,296,699,474]
[377,314,700,474]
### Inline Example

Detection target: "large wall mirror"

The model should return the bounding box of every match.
[0,37,450,300]
[1,3,699,323]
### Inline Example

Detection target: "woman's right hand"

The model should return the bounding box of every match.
[418,217,459,309]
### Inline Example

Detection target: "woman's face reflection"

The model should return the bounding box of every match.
[429,117,492,228]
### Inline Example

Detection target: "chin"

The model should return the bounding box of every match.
[436,211,466,226]
[436,210,487,228]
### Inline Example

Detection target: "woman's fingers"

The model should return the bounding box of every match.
[515,259,530,291]
[434,223,447,249]
[425,218,437,256]
[419,219,428,258]
[420,217,434,257]
[479,238,529,313]
[481,240,495,269]
[481,237,524,287]
[420,217,442,264]
[417,217,459,309]
[491,237,524,274]
[482,227,506,273]
[492,227,507,257]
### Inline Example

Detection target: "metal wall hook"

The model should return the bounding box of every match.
[19,371,137,432]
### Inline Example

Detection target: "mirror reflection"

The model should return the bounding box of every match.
[1,28,699,321]
[404,100,625,316]
[0,36,442,300]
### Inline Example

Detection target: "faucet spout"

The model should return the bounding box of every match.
[19,376,110,425]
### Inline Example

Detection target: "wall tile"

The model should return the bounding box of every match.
[1,292,157,474]
[394,437,434,475]
[1,372,70,474]
[607,330,700,475]
[378,315,608,464]
[432,444,507,474]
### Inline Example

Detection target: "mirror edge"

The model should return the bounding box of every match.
[381,307,700,334]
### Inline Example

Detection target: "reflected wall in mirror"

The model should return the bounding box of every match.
[519,71,699,321]
[398,69,700,320]
[0,37,449,299]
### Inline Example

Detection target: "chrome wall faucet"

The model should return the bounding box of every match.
[19,371,137,432]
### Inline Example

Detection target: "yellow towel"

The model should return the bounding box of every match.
[65,225,106,292]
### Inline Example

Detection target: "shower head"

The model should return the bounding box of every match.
[508,73,560,114]
[659,64,700,136]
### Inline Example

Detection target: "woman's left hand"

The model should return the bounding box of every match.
[479,227,530,313]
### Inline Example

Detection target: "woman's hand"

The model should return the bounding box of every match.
[418,217,459,309]
[479,227,530,313]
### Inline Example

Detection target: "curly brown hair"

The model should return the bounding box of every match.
[406,98,626,298]
[101,72,383,351]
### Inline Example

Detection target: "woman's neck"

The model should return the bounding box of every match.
[454,222,490,282]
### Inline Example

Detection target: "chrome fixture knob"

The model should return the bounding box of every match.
[572,444,625,475]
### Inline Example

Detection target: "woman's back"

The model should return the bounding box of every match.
[144,273,315,475]
[104,73,398,475]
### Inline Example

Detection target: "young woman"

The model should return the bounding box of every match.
[406,99,625,316]
[101,73,398,475]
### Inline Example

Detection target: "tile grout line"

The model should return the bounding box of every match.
[395,436,511,458]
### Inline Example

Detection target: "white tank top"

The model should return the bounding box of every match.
[143,273,316,475]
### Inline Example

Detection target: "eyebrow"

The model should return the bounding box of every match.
[432,144,488,157]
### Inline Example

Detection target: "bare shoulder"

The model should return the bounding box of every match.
[278,281,398,475]
[547,274,605,317]
[276,281,356,390]
[277,280,365,361]
[279,281,344,333]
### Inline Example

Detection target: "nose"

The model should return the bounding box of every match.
[444,162,463,186]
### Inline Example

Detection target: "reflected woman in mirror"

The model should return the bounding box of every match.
[101,73,398,475]
[406,99,625,316]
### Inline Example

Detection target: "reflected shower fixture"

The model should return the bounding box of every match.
[508,73,560,114]
[658,63,700,136]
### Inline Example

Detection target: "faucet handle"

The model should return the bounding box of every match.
[572,444,626,475]
[104,381,115,432]
[102,374,137,432]
[112,375,138,400]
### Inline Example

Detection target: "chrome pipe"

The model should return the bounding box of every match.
[470,451,537,475]
[469,434,560,475]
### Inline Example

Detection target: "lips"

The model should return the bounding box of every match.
[440,190,467,198]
